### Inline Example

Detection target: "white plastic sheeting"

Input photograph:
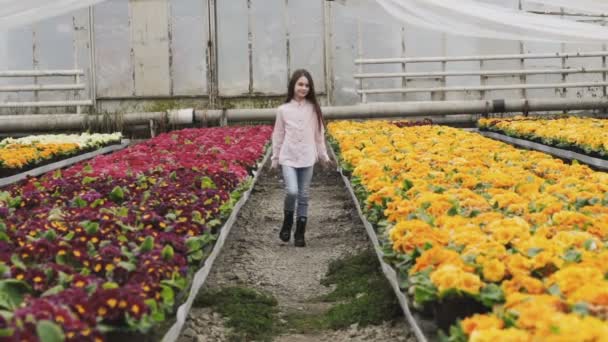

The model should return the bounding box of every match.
[0,0,107,31]
[376,0,608,42]
[527,0,608,14]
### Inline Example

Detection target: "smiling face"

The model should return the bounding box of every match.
[293,76,310,101]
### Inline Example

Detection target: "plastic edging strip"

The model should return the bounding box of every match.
[162,149,271,342]
[0,140,131,188]
[328,146,430,342]
[478,131,608,171]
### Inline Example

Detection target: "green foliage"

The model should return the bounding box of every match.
[194,287,279,342]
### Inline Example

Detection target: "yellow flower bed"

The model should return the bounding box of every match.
[478,116,608,157]
[0,143,79,169]
[327,120,608,340]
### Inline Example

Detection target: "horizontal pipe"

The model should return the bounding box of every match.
[0,100,93,108]
[359,81,608,94]
[0,84,86,92]
[355,51,608,64]
[354,68,608,79]
[0,112,165,132]
[0,70,84,77]
[1,98,608,132]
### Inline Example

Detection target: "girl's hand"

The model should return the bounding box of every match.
[319,159,336,171]
[269,160,279,170]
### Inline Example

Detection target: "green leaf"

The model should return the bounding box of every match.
[109,186,125,203]
[479,284,505,307]
[36,320,65,342]
[102,282,119,290]
[0,328,13,337]
[139,236,154,253]
[82,221,99,235]
[562,248,582,263]
[200,176,217,190]
[118,261,136,272]
[527,247,544,257]
[83,164,93,174]
[584,239,597,251]
[41,285,65,297]
[43,229,57,242]
[414,285,438,306]
[82,176,97,185]
[62,232,74,241]
[10,254,25,271]
[160,285,175,307]
[161,245,174,261]
[169,171,177,181]
[0,280,31,310]
[572,302,589,316]
[548,283,562,296]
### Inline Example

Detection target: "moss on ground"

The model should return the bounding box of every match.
[286,249,403,332]
[193,250,402,340]
[194,287,279,342]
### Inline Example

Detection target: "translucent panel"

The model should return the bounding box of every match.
[170,0,208,96]
[287,0,324,93]
[32,13,75,103]
[217,0,249,96]
[332,1,362,105]
[130,0,171,96]
[251,0,287,94]
[94,0,134,98]
[0,27,34,106]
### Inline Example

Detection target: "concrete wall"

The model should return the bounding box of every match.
[0,0,606,114]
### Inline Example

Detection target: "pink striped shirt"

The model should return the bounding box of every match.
[271,99,330,168]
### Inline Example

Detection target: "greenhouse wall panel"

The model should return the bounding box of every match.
[130,0,171,96]
[217,0,249,96]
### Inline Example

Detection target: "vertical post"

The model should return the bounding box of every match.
[207,0,219,108]
[441,33,447,101]
[32,28,39,114]
[88,6,98,113]
[284,0,291,85]
[560,7,567,99]
[73,16,81,115]
[479,59,485,100]
[518,0,526,100]
[357,18,364,103]
[603,23,607,99]
[247,0,254,96]
[322,0,334,105]
[401,26,407,102]
[167,0,174,97]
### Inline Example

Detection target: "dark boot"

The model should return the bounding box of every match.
[294,217,307,247]
[279,210,294,242]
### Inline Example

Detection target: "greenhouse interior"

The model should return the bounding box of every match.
[1,0,608,341]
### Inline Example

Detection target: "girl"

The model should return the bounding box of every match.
[270,69,333,247]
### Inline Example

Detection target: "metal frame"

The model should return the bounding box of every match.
[0,69,93,110]
[355,51,608,103]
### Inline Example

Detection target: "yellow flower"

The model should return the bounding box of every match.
[461,314,504,335]
[481,258,506,282]
[502,275,545,296]
[469,327,531,342]
[411,246,465,274]
[430,264,483,294]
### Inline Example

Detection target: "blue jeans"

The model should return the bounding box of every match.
[281,165,314,218]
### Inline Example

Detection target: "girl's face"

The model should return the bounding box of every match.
[294,76,310,100]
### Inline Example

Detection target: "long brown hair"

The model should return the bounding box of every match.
[285,69,324,132]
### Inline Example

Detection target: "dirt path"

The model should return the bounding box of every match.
[177,167,416,342]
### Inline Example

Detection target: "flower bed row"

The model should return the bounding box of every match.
[478,116,608,159]
[327,120,608,341]
[0,126,271,341]
[0,133,123,178]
